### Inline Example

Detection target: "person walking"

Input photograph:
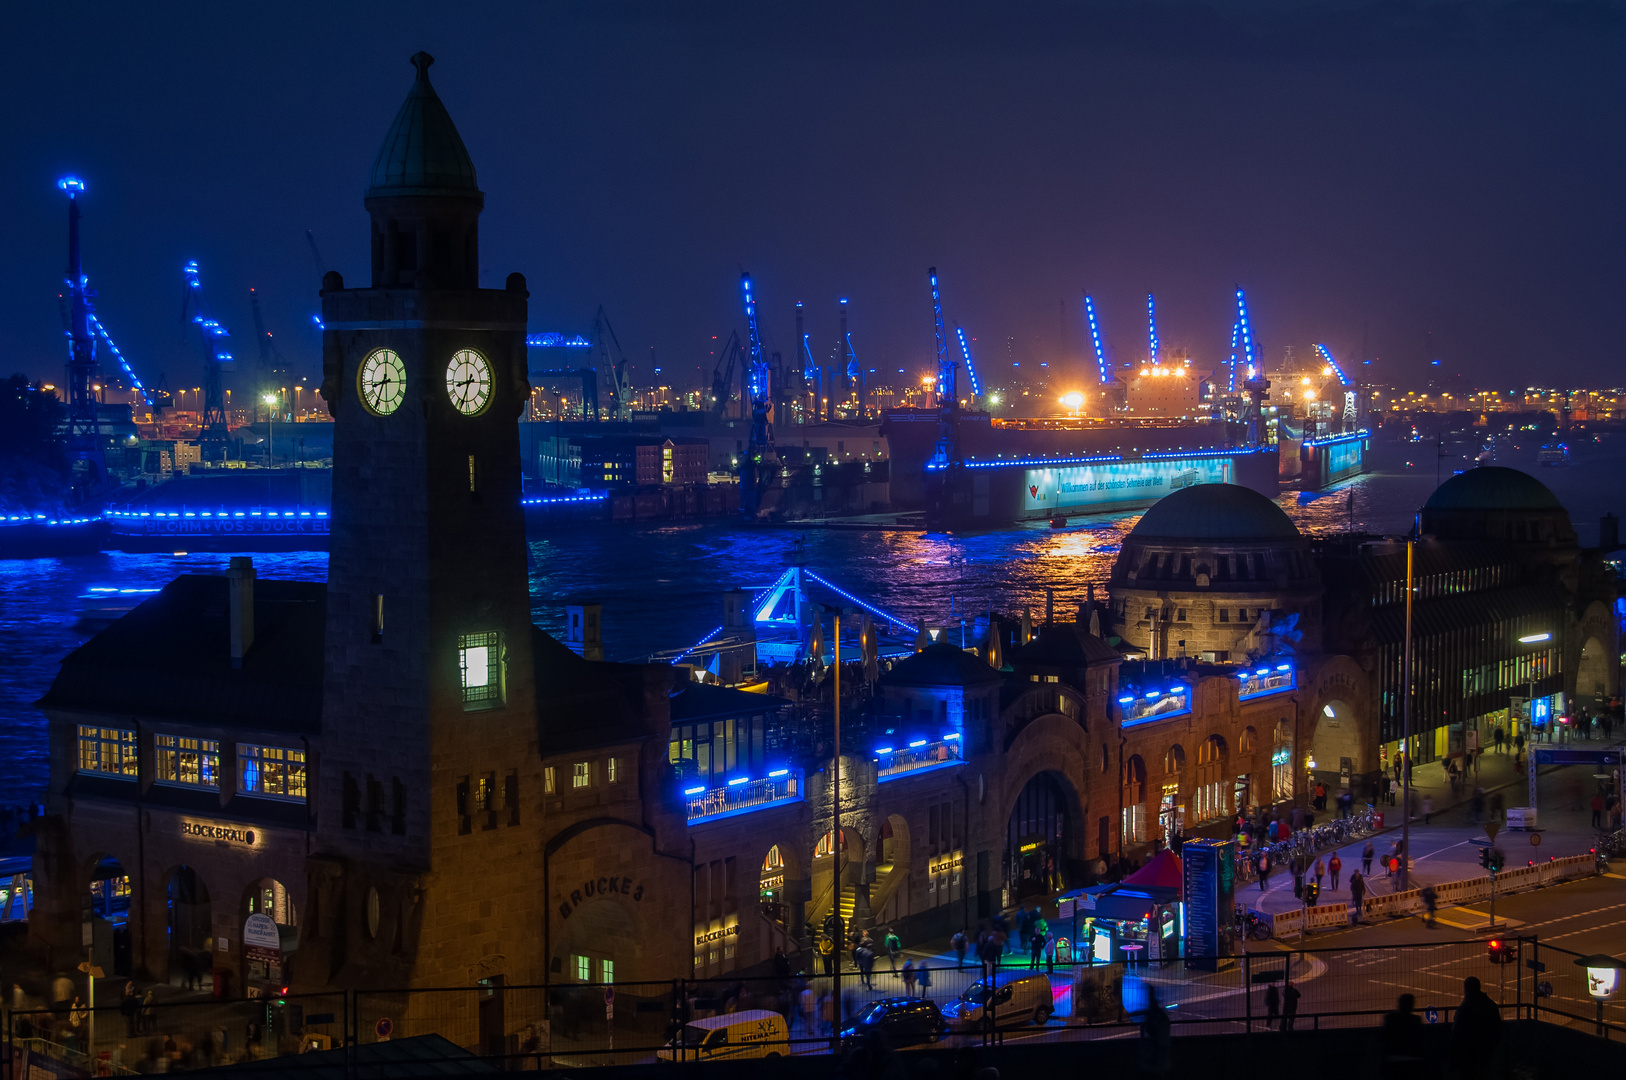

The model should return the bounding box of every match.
[1422,794,1433,825]
[1263,982,1280,1029]
[1362,840,1374,875]
[1494,726,1506,755]
[1328,852,1342,891]
[799,982,816,1032]
[1138,986,1172,1077]
[1028,929,1045,971]
[1257,851,1270,893]
[901,958,916,996]
[952,930,968,968]
[120,981,141,1037]
[855,942,875,990]
[1592,794,1605,829]
[917,961,932,1002]
[1420,884,1438,928]
[1281,979,1301,1032]
[1313,856,1326,893]
[1348,871,1366,924]
[883,928,901,972]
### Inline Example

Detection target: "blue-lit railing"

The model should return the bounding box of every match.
[105,508,327,520]
[1119,684,1191,727]
[1238,662,1295,700]
[519,492,607,507]
[1303,428,1369,448]
[3,514,99,526]
[875,735,962,780]
[685,769,801,823]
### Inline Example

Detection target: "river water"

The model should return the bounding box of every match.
[3,436,1620,801]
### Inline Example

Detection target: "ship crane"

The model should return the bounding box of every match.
[1083,293,1111,384]
[1313,343,1358,427]
[953,325,983,398]
[592,307,630,420]
[55,177,108,504]
[1233,288,1270,446]
[739,272,778,519]
[708,330,742,420]
[180,261,235,461]
[926,267,959,470]
[249,288,292,420]
[840,298,864,414]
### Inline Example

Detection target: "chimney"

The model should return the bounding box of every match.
[228,556,255,668]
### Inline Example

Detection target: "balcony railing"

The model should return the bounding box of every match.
[685,770,802,823]
[875,736,963,781]
[1119,685,1191,727]
[1237,663,1295,700]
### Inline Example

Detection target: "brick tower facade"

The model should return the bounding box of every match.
[301,52,542,991]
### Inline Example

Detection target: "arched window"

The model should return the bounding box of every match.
[1194,735,1229,822]
[1240,726,1257,753]
[1121,755,1147,843]
[1164,745,1185,775]
[814,830,848,859]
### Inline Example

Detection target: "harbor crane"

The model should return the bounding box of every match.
[840,298,864,414]
[180,260,235,461]
[249,288,292,420]
[926,267,959,468]
[709,330,742,420]
[56,176,106,503]
[1314,343,1358,426]
[592,306,630,419]
[953,326,983,398]
[739,272,779,519]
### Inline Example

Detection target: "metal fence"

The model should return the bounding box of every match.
[7,939,1625,1074]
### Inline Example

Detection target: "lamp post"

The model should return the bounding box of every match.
[262,394,278,467]
[1573,954,1622,1035]
[1518,632,1551,813]
[1400,523,1415,890]
[817,602,846,1050]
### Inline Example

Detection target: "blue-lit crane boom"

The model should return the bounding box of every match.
[1312,343,1351,387]
[181,260,235,460]
[1147,293,1160,366]
[1226,319,1241,393]
[1083,293,1110,383]
[1234,288,1259,382]
[56,176,107,502]
[953,326,982,397]
[928,268,955,405]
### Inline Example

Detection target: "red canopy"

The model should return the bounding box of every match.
[1123,848,1183,891]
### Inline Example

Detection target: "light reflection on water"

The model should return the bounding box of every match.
[2,436,1620,800]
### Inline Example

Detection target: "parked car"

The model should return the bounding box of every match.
[840,997,946,1048]
[939,972,1055,1030]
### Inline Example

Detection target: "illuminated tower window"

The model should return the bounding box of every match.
[458,632,505,710]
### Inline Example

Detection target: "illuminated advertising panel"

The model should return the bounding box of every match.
[1022,456,1234,514]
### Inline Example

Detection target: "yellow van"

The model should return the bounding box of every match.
[656,1010,790,1061]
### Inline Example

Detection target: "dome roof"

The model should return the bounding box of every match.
[880,642,1004,688]
[367,53,480,199]
[1128,483,1299,542]
[1423,466,1561,512]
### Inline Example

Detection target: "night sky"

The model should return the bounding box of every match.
[3,2,1622,400]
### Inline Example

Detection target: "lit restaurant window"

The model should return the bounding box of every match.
[155,735,220,789]
[459,632,505,710]
[78,726,138,778]
[239,744,308,801]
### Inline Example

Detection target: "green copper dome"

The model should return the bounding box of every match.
[366,52,480,199]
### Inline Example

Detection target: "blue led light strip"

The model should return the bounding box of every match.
[88,315,147,394]
[1226,320,1240,393]
[1147,293,1159,367]
[671,625,724,666]
[803,570,910,630]
[1083,294,1109,384]
[954,327,982,397]
[1304,428,1369,448]
[1313,344,1352,388]
[525,333,592,348]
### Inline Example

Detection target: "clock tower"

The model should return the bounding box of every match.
[304,52,541,989]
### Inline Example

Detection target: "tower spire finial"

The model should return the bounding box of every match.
[411,51,435,80]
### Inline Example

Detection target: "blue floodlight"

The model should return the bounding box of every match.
[58,176,85,193]
[875,747,894,755]
[683,786,706,795]
[909,739,928,748]
[727,776,749,786]
[768,769,790,778]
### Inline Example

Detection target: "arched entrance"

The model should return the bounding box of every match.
[1121,755,1148,845]
[1160,745,1186,841]
[164,866,211,989]
[1005,772,1076,903]
[240,878,299,990]
[85,856,132,977]
[1312,700,1360,788]
[1577,636,1611,708]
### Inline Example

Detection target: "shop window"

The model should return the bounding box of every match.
[238,744,307,801]
[458,631,505,710]
[572,762,591,789]
[155,735,220,789]
[78,726,137,778]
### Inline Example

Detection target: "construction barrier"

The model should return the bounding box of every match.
[1268,852,1597,936]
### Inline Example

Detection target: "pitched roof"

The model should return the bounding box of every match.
[879,642,1004,688]
[366,52,480,199]
[533,627,663,754]
[1009,622,1123,668]
[38,575,325,733]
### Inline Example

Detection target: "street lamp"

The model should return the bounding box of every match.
[1573,954,1623,1035]
[263,394,277,467]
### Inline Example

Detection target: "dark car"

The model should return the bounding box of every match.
[839,997,947,1048]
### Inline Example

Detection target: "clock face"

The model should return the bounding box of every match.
[446,349,494,415]
[358,349,407,416]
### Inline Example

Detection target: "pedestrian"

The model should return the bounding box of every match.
[1420,884,1438,928]
[1281,979,1300,1032]
[120,980,141,1037]
[1450,976,1503,1074]
[952,930,968,968]
[1045,931,1057,974]
[1362,840,1374,875]
[1349,871,1366,923]
[1380,994,1426,1076]
[1329,853,1342,891]
[1314,856,1325,892]
[1514,731,1526,758]
[918,961,932,1001]
[1422,794,1433,825]
[820,991,836,1036]
[1138,986,1172,1077]
[883,927,901,972]
[856,942,875,990]
[1263,982,1280,1029]
[1029,929,1044,970]
[1314,782,1327,811]
[1592,794,1604,829]
[1494,726,1505,754]
[818,933,835,975]
[140,989,156,1035]
[902,958,917,996]
[1257,851,1270,893]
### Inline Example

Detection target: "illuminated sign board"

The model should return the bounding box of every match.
[929,852,964,876]
[1022,456,1234,513]
[181,820,258,847]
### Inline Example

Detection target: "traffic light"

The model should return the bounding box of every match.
[1487,939,1516,965]
[1304,882,1320,906]
[1479,847,1492,870]
[1489,848,1505,873]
